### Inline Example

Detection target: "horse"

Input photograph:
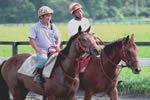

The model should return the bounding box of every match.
[79,34,141,100]
[0,26,100,100]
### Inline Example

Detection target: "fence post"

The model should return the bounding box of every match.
[12,42,18,56]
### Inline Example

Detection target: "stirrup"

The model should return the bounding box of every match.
[34,74,44,83]
[33,68,39,75]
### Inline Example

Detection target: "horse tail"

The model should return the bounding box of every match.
[0,60,10,100]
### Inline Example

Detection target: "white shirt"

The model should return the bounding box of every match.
[68,17,91,38]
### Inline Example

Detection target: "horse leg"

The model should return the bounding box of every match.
[48,95,56,100]
[10,86,29,100]
[108,87,118,100]
[84,90,93,100]
[67,92,76,100]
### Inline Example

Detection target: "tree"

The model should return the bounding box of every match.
[0,0,36,23]
[0,0,150,23]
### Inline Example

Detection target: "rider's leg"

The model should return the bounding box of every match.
[33,53,48,83]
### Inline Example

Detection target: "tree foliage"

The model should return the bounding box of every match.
[0,0,150,23]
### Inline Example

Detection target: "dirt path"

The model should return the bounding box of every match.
[25,95,150,100]
[23,92,150,100]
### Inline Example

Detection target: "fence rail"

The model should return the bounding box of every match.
[0,41,150,67]
[0,41,150,56]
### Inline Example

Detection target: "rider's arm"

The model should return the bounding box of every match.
[55,37,61,50]
[29,37,46,54]
[52,24,61,50]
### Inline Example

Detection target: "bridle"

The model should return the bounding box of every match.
[96,36,139,68]
[48,33,95,78]
[53,34,95,97]
[120,42,139,67]
[75,34,95,54]
[95,36,140,81]
[93,37,139,97]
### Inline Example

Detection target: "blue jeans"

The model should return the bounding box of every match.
[36,53,48,69]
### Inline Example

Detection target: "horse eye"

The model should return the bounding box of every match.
[126,50,131,56]
[80,38,86,42]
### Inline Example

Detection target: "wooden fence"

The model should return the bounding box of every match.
[0,41,150,56]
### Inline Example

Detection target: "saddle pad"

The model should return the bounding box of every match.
[18,53,58,78]
[78,57,90,74]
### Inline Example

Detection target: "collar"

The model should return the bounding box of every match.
[38,20,51,29]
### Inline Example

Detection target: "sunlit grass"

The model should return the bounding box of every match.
[118,67,150,95]
[0,26,30,41]
[0,24,150,57]
[92,24,150,42]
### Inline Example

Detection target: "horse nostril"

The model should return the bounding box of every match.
[93,48,100,55]
[135,68,141,73]
[93,48,97,52]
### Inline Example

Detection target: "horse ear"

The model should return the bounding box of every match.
[85,26,91,33]
[126,35,129,41]
[78,25,82,33]
[123,35,129,44]
[131,34,135,42]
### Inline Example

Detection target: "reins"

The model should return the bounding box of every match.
[120,42,139,67]
[93,35,125,97]
[63,35,97,97]
[93,35,139,98]
[96,36,121,67]
[48,36,93,98]
[48,34,94,80]
[96,36,129,81]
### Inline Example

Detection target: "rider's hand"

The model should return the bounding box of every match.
[56,46,61,51]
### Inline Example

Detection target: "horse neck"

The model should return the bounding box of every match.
[102,46,122,78]
[62,41,80,77]
[108,47,122,64]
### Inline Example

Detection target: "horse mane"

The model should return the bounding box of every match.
[58,32,83,60]
[103,37,125,55]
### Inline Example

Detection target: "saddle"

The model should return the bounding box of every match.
[18,53,58,78]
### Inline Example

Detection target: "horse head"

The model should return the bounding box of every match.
[121,34,141,74]
[76,26,100,58]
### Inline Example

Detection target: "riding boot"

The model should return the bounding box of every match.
[33,68,44,83]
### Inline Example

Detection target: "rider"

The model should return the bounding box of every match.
[68,2,92,37]
[68,2,99,72]
[29,6,61,83]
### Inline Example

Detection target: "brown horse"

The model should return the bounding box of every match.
[79,34,141,100]
[0,27,100,100]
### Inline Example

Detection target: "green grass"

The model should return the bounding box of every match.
[92,24,150,42]
[0,25,68,41]
[0,26,30,41]
[0,24,150,57]
[0,24,150,41]
[118,67,150,95]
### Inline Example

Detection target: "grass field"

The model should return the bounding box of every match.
[118,67,150,95]
[0,24,150,41]
[0,24,150,57]
[0,24,150,95]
